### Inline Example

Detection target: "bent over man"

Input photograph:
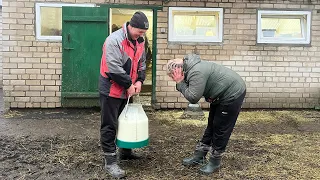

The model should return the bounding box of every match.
[167,54,246,175]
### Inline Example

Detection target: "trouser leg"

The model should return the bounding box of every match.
[100,94,127,153]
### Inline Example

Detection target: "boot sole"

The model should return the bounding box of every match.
[182,160,205,166]
[113,175,127,179]
[105,166,127,179]
[107,172,127,179]
[198,166,221,175]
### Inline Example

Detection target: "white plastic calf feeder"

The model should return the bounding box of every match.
[116,96,149,148]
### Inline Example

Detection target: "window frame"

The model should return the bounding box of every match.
[35,3,95,41]
[168,7,224,43]
[257,10,311,45]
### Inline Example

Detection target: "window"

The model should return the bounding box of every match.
[35,3,95,41]
[257,10,311,44]
[168,7,223,43]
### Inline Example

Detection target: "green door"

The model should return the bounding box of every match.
[62,7,109,107]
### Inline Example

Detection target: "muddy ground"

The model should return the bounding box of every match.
[0,108,319,180]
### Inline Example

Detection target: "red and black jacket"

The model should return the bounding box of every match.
[99,22,146,99]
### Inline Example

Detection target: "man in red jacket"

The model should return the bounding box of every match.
[99,11,149,178]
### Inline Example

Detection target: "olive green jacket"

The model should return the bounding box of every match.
[176,54,246,105]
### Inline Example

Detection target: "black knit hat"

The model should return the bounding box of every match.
[129,11,149,30]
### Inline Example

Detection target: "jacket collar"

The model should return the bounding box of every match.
[122,22,145,44]
[183,54,201,73]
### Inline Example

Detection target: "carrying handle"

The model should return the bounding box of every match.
[136,93,141,104]
[124,95,131,118]
[124,94,141,118]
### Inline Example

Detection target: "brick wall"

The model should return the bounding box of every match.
[2,0,320,109]
[156,0,320,109]
[2,0,65,108]
[0,7,3,88]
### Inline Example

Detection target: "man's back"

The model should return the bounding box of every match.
[183,54,246,104]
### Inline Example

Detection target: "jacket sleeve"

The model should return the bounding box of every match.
[137,49,146,83]
[105,38,132,89]
[176,71,206,104]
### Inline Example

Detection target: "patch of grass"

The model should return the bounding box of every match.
[238,110,277,123]
[3,110,23,118]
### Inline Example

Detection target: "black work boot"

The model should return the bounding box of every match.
[199,150,222,175]
[182,142,210,166]
[119,148,142,160]
[104,152,126,179]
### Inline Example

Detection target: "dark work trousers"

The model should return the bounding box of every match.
[100,94,128,153]
[201,91,246,153]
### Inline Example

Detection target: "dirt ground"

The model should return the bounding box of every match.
[0,108,319,180]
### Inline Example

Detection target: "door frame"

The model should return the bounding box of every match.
[98,4,163,107]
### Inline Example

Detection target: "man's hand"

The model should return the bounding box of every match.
[127,84,136,96]
[134,81,142,94]
[172,67,184,83]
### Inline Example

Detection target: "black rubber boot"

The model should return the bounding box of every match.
[199,150,222,175]
[104,152,126,179]
[182,142,210,166]
[119,148,142,160]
